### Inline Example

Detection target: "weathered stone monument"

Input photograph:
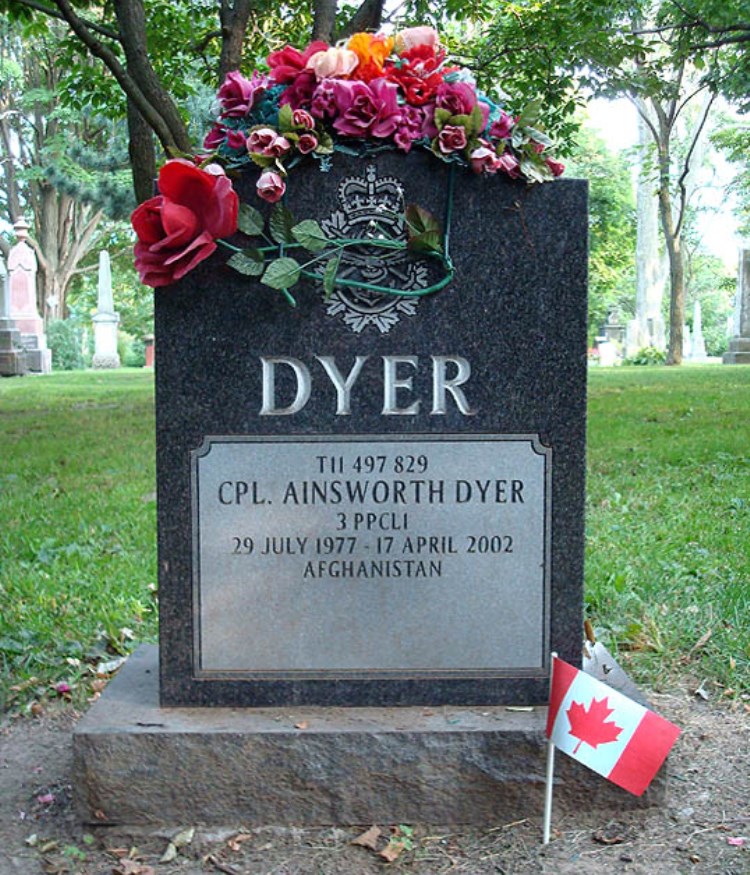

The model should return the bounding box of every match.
[724,249,750,365]
[689,299,708,362]
[7,219,51,374]
[72,150,645,825]
[0,255,28,377]
[92,250,121,369]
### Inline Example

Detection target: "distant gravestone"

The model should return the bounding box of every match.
[154,152,588,707]
[92,251,121,369]
[724,249,750,365]
[7,219,51,374]
[0,255,28,377]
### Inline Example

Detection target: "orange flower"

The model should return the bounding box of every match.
[347,32,394,82]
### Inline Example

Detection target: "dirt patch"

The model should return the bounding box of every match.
[0,693,747,875]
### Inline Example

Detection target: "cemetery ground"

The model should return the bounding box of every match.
[0,367,748,874]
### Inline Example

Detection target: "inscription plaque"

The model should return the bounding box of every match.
[193,434,550,677]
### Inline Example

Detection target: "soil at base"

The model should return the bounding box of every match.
[0,691,747,875]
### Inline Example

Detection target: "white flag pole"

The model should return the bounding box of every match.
[542,652,558,845]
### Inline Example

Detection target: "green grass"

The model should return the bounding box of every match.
[586,365,750,697]
[0,370,157,712]
[0,366,748,713]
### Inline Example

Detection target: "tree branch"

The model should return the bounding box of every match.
[6,0,121,41]
[674,90,716,238]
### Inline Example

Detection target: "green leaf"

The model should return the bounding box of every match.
[269,204,294,245]
[434,107,452,129]
[408,231,443,254]
[237,203,265,237]
[277,104,293,133]
[405,203,442,238]
[516,98,543,128]
[262,257,301,290]
[525,127,553,147]
[469,104,484,136]
[323,252,341,300]
[246,151,274,169]
[316,131,334,155]
[227,249,265,276]
[292,219,328,252]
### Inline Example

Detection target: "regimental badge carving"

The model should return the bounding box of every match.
[320,164,430,334]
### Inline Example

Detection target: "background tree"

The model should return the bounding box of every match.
[0,23,133,320]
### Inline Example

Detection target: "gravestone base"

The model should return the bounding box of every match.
[73,646,666,827]
[0,320,28,376]
[723,337,750,365]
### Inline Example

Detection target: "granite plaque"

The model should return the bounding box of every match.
[155,150,588,707]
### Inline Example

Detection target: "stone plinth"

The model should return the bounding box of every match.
[73,646,666,827]
[8,220,51,373]
[725,249,750,365]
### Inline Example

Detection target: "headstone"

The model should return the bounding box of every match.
[689,299,707,361]
[152,152,588,708]
[92,251,121,369]
[75,152,669,828]
[0,255,28,376]
[7,219,51,373]
[723,249,750,364]
[683,322,692,359]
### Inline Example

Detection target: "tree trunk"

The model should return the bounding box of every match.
[127,98,158,203]
[657,152,685,366]
[218,0,253,84]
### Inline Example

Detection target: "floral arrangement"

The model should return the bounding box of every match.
[132,25,564,293]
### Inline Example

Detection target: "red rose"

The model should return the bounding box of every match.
[268,41,328,84]
[131,159,238,288]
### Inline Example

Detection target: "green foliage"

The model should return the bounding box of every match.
[47,320,85,371]
[712,119,750,238]
[566,123,636,341]
[622,346,668,365]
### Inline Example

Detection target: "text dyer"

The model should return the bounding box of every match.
[260,355,477,416]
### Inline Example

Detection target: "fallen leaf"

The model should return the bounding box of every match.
[727,837,746,847]
[37,793,55,805]
[694,682,710,701]
[25,834,38,847]
[93,809,108,821]
[351,825,381,849]
[593,827,626,845]
[690,629,712,653]
[294,720,309,730]
[379,838,406,862]
[160,842,178,863]
[30,702,44,717]
[114,862,156,875]
[172,827,195,848]
[227,833,253,852]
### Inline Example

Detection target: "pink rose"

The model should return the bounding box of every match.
[496,152,521,178]
[292,109,315,130]
[469,145,500,174]
[437,124,467,154]
[217,71,268,117]
[332,78,401,139]
[267,41,328,84]
[246,127,278,153]
[394,104,426,152]
[131,159,239,288]
[278,71,317,110]
[256,170,286,203]
[267,135,291,157]
[489,111,514,140]
[311,80,338,119]
[297,133,319,154]
[204,125,247,152]
[546,157,565,177]
[394,26,438,54]
[307,46,359,79]
[436,81,477,117]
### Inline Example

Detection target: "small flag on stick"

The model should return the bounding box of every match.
[546,655,680,796]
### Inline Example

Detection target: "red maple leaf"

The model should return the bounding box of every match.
[566,697,623,754]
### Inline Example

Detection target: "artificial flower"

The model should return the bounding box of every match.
[546,157,565,177]
[278,71,318,110]
[394,26,438,54]
[297,132,319,154]
[437,124,468,154]
[489,112,515,140]
[292,109,316,130]
[384,44,445,105]
[469,145,501,174]
[131,160,239,288]
[256,170,286,202]
[307,46,359,79]
[267,41,328,84]
[332,78,402,139]
[217,71,268,117]
[347,32,394,82]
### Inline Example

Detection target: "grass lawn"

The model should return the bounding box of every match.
[0,365,748,713]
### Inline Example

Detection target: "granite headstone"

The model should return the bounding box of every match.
[155,150,588,707]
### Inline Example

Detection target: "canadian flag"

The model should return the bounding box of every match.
[546,655,681,796]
